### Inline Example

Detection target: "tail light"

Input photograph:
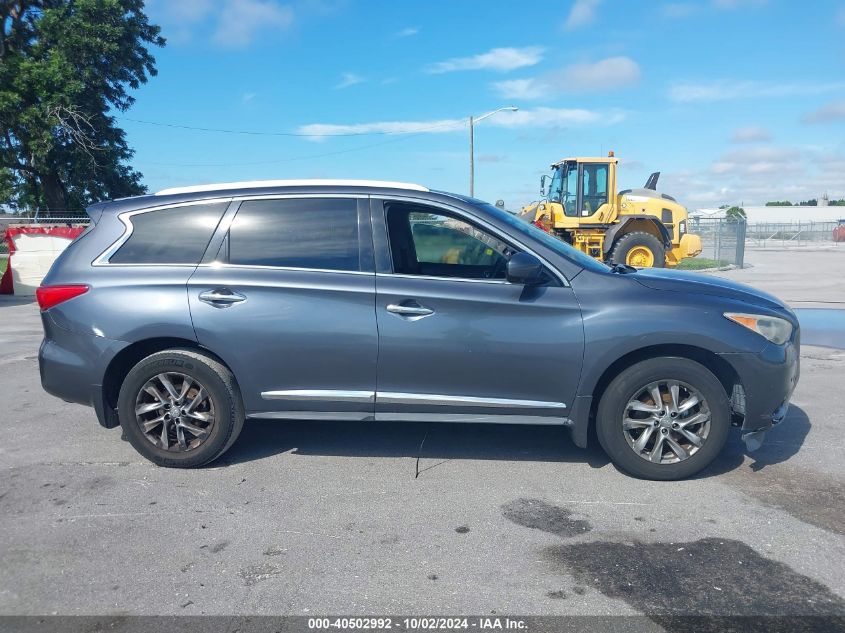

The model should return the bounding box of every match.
[36,284,89,311]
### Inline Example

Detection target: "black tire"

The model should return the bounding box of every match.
[117,349,244,468]
[596,357,730,480]
[609,231,666,268]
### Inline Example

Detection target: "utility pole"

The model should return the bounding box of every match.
[468,106,518,197]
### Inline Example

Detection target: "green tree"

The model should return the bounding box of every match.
[765,201,793,206]
[0,1,164,214]
[725,206,746,223]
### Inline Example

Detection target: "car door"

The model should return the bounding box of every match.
[187,195,377,420]
[372,197,584,423]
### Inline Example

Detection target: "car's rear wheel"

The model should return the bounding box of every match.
[117,349,244,468]
[596,357,730,480]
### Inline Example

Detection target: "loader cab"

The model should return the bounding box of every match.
[544,157,618,227]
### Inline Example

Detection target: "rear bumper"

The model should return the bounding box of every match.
[719,335,800,449]
[38,312,126,424]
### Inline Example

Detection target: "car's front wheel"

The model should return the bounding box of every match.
[596,357,730,480]
[117,349,244,468]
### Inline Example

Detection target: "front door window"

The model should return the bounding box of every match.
[386,204,516,280]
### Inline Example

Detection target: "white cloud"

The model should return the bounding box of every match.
[730,126,771,142]
[425,47,544,74]
[668,80,845,102]
[213,0,294,47]
[334,73,365,89]
[712,0,768,8]
[711,146,793,174]
[395,26,419,37]
[494,57,641,99]
[563,0,601,30]
[241,92,257,104]
[296,107,624,140]
[803,100,845,124]
[662,0,766,18]
[154,0,214,22]
[662,3,700,18]
[662,144,845,208]
[147,0,293,47]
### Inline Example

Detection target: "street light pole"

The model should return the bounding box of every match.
[468,106,518,197]
[469,115,475,197]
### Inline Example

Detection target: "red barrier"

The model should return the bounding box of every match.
[1,226,86,294]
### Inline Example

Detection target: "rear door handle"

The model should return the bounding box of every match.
[199,288,246,307]
[386,303,434,317]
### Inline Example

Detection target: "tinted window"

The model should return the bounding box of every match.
[110,202,228,264]
[229,198,359,271]
[386,204,515,280]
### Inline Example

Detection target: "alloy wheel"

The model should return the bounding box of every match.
[134,372,215,452]
[622,379,711,464]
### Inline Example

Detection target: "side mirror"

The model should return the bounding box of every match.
[507,252,545,285]
[540,175,548,197]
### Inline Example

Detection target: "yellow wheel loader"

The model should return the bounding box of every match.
[519,153,702,268]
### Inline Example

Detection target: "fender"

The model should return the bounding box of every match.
[602,215,672,256]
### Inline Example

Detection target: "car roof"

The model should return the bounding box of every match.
[154,179,429,196]
[100,179,437,215]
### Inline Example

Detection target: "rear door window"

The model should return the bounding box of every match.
[110,202,228,264]
[227,198,360,271]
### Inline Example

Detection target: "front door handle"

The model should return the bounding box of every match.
[199,288,246,307]
[386,303,434,317]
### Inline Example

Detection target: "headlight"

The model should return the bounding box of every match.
[679,220,687,235]
[724,312,793,345]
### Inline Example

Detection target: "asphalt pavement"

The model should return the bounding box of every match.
[0,248,843,625]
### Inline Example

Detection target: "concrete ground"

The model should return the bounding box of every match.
[0,248,844,624]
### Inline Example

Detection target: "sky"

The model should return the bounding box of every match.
[123,0,845,210]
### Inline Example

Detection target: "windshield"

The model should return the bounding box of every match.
[476,202,610,273]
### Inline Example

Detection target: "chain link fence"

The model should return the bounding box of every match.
[746,221,839,247]
[0,214,90,257]
[688,217,747,267]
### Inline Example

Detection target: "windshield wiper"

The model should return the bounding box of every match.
[609,262,637,274]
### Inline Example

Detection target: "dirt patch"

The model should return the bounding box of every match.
[502,498,591,538]
[546,537,845,626]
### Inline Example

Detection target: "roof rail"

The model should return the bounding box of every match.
[155,179,429,196]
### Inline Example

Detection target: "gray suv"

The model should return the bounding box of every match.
[38,180,799,479]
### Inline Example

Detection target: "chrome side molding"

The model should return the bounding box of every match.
[376,392,567,409]
[260,390,375,403]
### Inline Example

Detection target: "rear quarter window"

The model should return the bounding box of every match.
[109,202,228,265]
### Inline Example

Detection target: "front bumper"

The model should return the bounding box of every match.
[719,335,800,450]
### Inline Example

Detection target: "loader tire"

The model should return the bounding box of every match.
[610,232,665,268]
